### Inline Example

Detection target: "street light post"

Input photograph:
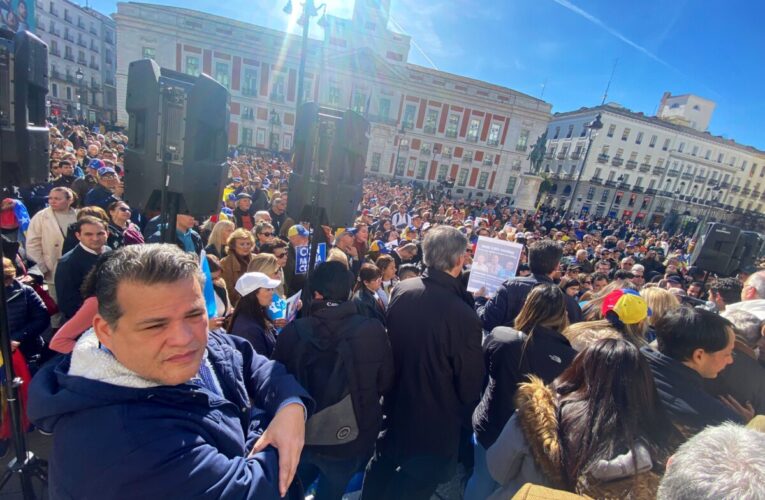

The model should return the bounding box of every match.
[566,113,602,220]
[269,108,280,157]
[606,174,625,218]
[392,126,407,180]
[284,0,327,111]
[664,181,686,234]
[75,67,84,123]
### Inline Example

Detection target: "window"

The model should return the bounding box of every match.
[467,118,481,142]
[662,139,671,151]
[478,172,489,189]
[629,151,638,161]
[635,132,643,145]
[463,150,473,162]
[587,187,595,200]
[371,153,381,172]
[142,47,155,60]
[351,90,367,114]
[505,176,517,194]
[446,114,459,138]
[487,123,501,146]
[516,129,530,152]
[241,128,253,146]
[185,56,200,77]
[580,125,587,137]
[607,124,616,137]
[378,98,390,120]
[644,155,651,164]
[678,142,685,153]
[270,73,286,102]
[242,68,258,95]
[283,133,292,150]
[648,179,656,189]
[601,189,610,202]
[256,128,266,145]
[437,165,448,181]
[328,85,341,106]
[649,135,657,147]
[636,177,643,187]
[553,126,560,139]
[420,142,431,155]
[424,109,438,134]
[416,161,427,179]
[657,158,664,168]
[402,104,416,129]
[51,83,58,97]
[458,168,469,186]
[692,145,699,156]
[395,157,406,176]
[705,149,711,160]
[215,62,230,88]
[621,128,630,141]
[566,124,574,138]
[242,106,254,120]
[483,154,493,166]
[66,87,72,100]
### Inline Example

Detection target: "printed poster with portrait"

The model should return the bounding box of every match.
[1,0,35,33]
[467,236,524,296]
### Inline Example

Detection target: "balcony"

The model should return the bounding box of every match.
[681,172,694,181]
[420,148,432,156]
[655,205,665,213]
[90,27,98,36]
[645,188,657,195]
[462,156,473,163]
[64,15,73,24]
[50,69,60,79]
[638,163,651,172]
[570,151,581,160]
[695,175,706,183]
[633,186,644,193]
[104,77,115,86]
[732,185,741,193]
[754,191,762,198]
[667,169,680,177]
[64,34,74,42]
[545,152,554,159]
[742,188,752,196]
[652,166,666,176]
[90,44,99,53]
[90,82,100,91]
[611,157,623,166]
[721,182,730,189]
[590,177,603,185]
[597,154,609,163]
[64,54,75,62]
[510,164,522,172]
[50,48,61,57]
[707,177,718,185]
[625,160,637,170]
[618,182,630,190]
[77,58,87,65]
[77,39,87,48]
[557,152,567,160]
[604,180,617,188]
[242,113,254,121]
[104,35,114,45]
[90,62,100,70]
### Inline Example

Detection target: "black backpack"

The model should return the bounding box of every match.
[291,315,367,446]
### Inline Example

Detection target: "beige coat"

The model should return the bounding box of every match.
[26,207,77,279]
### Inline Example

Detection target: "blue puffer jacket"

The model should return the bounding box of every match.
[27,330,313,499]
[5,280,49,358]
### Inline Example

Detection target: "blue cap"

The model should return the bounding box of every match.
[97,166,117,177]
[88,159,104,170]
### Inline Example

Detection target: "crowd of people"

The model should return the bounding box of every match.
[0,120,762,499]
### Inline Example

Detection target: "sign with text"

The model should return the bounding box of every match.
[295,243,326,275]
[467,236,524,296]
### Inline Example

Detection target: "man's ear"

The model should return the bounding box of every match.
[93,314,114,350]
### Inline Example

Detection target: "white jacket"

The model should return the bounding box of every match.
[25,207,77,278]
[725,299,765,321]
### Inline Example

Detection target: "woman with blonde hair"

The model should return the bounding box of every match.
[640,287,681,342]
[220,228,255,307]
[467,284,575,499]
[205,219,235,259]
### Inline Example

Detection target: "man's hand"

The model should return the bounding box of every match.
[249,403,305,497]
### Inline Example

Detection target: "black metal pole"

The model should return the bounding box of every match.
[566,133,594,219]
[295,0,312,111]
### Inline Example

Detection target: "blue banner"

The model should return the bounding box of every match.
[295,243,326,275]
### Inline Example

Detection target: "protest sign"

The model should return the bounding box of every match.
[467,236,523,296]
[295,243,326,274]
[285,290,302,323]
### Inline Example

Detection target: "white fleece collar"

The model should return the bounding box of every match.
[69,329,161,389]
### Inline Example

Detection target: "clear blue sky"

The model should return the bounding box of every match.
[82,0,765,149]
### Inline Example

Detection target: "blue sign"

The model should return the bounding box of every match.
[295,243,326,274]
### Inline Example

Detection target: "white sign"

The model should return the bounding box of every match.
[467,236,524,296]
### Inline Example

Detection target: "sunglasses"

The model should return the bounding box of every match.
[274,252,287,258]
[118,207,131,212]
[261,232,273,237]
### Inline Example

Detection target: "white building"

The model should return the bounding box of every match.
[543,101,765,229]
[113,0,552,199]
[657,92,716,132]
[34,0,117,122]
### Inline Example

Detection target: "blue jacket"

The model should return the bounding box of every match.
[28,330,313,499]
[5,280,50,358]
[83,185,117,211]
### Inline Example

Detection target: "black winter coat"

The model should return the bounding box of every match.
[351,287,386,326]
[54,245,104,320]
[5,280,50,359]
[472,325,576,449]
[379,268,485,460]
[272,301,394,458]
[476,274,583,332]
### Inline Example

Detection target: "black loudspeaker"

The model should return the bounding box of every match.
[287,103,368,228]
[0,29,49,188]
[731,231,763,274]
[690,222,740,276]
[123,59,229,217]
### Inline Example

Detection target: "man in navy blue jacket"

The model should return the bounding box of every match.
[29,244,313,499]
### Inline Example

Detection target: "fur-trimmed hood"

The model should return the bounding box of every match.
[513,377,661,499]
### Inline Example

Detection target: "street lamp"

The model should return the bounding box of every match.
[392,126,407,180]
[269,108,280,157]
[284,0,327,111]
[75,67,84,122]
[566,113,603,219]
[664,181,686,233]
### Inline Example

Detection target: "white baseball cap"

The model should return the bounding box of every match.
[235,272,281,297]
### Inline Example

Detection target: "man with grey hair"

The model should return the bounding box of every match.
[362,225,484,500]
[29,244,313,499]
[726,270,765,320]
[657,423,765,500]
[705,309,765,415]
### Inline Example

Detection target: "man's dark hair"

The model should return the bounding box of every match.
[596,259,612,269]
[75,215,107,233]
[310,261,353,302]
[709,277,742,306]
[613,269,634,280]
[655,307,733,362]
[528,240,562,275]
[590,272,608,282]
[398,263,421,279]
[259,239,288,254]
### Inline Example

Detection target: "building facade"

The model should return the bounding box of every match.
[542,102,765,230]
[113,1,552,199]
[34,0,117,122]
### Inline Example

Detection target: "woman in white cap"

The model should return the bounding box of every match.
[228,272,281,358]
